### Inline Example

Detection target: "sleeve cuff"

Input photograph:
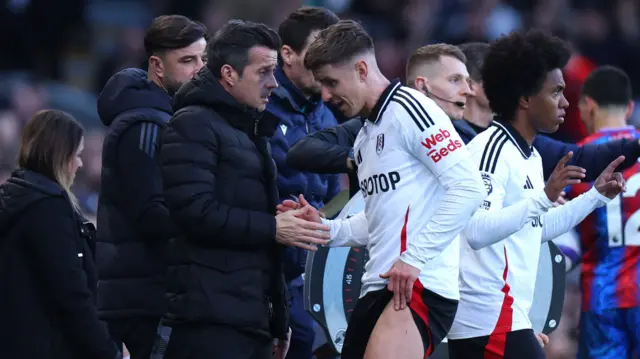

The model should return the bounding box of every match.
[321,218,335,241]
[586,186,612,206]
[534,190,555,210]
[399,252,425,271]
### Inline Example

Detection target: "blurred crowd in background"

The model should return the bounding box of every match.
[1,0,638,358]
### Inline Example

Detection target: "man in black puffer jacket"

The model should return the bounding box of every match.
[158,20,331,359]
[96,15,206,359]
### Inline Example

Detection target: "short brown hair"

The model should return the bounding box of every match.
[304,20,374,71]
[406,44,467,82]
[144,15,208,57]
[18,110,83,202]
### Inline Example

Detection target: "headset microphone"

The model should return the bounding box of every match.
[422,86,466,108]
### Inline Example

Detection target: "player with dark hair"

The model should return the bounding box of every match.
[564,65,640,359]
[96,14,207,359]
[301,20,486,359]
[447,30,627,359]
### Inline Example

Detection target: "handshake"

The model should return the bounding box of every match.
[274,194,331,250]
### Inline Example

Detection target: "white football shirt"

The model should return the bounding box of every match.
[448,122,612,339]
[323,80,485,300]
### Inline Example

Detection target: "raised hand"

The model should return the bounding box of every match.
[594,156,627,199]
[545,152,586,202]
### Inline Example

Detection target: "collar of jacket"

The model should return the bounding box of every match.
[452,118,479,144]
[172,67,279,136]
[272,67,321,114]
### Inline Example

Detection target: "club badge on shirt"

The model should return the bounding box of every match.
[482,173,493,195]
[376,133,385,155]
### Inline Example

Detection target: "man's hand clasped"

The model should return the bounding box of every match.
[275,194,330,251]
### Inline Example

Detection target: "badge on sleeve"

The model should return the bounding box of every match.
[481,173,493,195]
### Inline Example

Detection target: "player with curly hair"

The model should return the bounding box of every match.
[446,30,628,359]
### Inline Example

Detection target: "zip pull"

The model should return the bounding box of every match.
[254,119,260,135]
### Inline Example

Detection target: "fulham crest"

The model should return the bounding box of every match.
[481,173,493,195]
[376,133,385,155]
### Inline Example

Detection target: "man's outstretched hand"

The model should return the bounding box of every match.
[275,207,329,251]
[594,156,627,199]
[380,259,421,311]
[275,195,330,251]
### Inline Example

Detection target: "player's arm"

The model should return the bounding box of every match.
[540,186,610,243]
[540,155,625,242]
[534,135,640,181]
[463,155,555,250]
[321,211,369,247]
[286,118,363,174]
[395,104,486,269]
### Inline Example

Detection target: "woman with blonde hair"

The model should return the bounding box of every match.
[0,109,122,359]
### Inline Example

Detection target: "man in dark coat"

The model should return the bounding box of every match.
[158,20,331,359]
[96,15,207,359]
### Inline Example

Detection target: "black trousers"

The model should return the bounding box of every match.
[106,317,160,359]
[161,324,272,359]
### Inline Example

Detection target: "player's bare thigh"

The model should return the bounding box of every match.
[364,300,424,359]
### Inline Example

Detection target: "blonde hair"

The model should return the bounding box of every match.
[406,44,467,86]
[18,109,84,209]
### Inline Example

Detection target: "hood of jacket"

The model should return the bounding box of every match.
[0,169,66,234]
[97,68,172,126]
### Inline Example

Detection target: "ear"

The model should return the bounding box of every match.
[280,45,295,67]
[583,96,598,114]
[518,96,530,110]
[626,100,635,121]
[414,77,428,95]
[355,60,368,82]
[148,55,164,78]
[221,64,239,86]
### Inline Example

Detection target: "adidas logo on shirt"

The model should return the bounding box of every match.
[523,176,534,189]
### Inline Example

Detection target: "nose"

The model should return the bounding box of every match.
[266,72,278,90]
[559,93,569,109]
[78,158,84,169]
[461,80,473,97]
[321,87,332,103]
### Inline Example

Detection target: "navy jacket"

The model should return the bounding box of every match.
[96,68,178,319]
[266,68,340,284]
[288,118,640,192]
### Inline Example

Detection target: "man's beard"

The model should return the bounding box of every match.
[163,78,183,97]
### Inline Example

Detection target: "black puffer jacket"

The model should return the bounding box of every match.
[96,68,176,319]
[160,67,289,339]
[0,169,121,359]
